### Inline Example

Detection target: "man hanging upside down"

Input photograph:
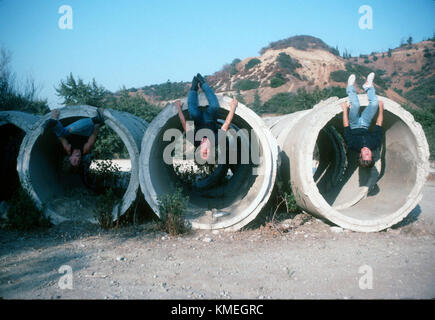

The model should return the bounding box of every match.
[341,72,384,168]
[44,107,105,186]
[174,73,238,162]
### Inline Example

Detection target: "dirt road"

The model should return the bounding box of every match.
[1,184,434,300]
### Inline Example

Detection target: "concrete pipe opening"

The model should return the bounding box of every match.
[139,94,278,231]
[0,111,41,203]
[17,105,148,224]
[286,95,429,232]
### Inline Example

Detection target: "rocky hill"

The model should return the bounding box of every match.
[123,35,435,111]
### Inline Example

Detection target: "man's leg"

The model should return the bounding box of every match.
[201,82,219,122]
[64,118,95,137]
[346,84,361,129]
[360,86,379,129]
[188,89,203,123]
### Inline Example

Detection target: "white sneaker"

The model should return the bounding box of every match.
[363,72,375,90]
[347,74,356,87]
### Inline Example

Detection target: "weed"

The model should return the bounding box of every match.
[157,187,190,236]
[94,188,119,230]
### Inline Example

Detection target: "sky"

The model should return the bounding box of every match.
[0,0,434,108]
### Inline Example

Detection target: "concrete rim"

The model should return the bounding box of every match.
[17,105,144,224]
[139,94,278,231]
[291,95,430,232]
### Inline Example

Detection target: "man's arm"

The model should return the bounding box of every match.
[341,101,350,128]
[174,100,187,132]
[221,98,238,132]
[376,100,384,127]
[83,124,100,155]
[58,137,71,155]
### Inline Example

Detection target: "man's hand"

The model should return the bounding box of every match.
[221,98,238,132]
[175,100,183,110]
[230,98,238,110]
[376,100,384,126]
[174,100,187,132]
[51,109,60,120]
[341,101,350,112]
[342,101,350,128]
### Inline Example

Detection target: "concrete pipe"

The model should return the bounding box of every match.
[270,95,430,232]
[139,94,278,231]
[17,105,148,224]
[0,111,41,203]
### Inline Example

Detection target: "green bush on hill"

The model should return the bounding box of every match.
[141,80,189,101]
[245,58,261,70]
[270,73,287,88]
[277,53,301,79]
[233,79,260,91]
[255,86,346,114]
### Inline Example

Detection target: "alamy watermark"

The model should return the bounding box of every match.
[162,123,262,174]
[358,264,373,290]
[358,5,373,30]
[58,5,73,30]
[58,265,73,290]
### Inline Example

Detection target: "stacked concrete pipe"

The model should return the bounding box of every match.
[0,111,42,203]
[268,95,430,232]
[17,105,148,224]
[139,94,279,231]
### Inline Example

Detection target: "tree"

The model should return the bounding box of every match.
[251,90,262,113]
[55,73,107,106]
[0,47,49,114]
[407,36,413,46]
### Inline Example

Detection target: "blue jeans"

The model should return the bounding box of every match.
[188,83,219,124]
[347,85,379,129]
[53,118,95,138]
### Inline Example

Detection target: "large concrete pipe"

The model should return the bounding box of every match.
[0,111,41,202]
[139,94,278,231]
[270,95,429,232]
[17,105,148,224]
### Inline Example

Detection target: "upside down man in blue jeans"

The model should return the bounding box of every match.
[44,107,105,186]
[174,73,238,162]
[341,72,384,168]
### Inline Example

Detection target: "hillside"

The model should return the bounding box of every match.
[122,35,435,111]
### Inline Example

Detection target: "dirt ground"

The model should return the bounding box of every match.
[1,183,434,300]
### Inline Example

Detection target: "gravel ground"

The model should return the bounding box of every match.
[0,183,434,300]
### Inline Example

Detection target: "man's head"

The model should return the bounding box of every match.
[358,147,375,168]
[69,149,82,167]
[200,137,211,161]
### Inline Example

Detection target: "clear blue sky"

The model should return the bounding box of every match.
[0,0,434,108]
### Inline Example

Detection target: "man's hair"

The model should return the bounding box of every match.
[61,156,81,173]
[357,154,375,168]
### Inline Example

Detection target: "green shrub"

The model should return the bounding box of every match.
[89,159,122,195]
[393,88,403,95]
[404,80,412,88]
[259,86,346,115]
[233,79,260,91]
[157,188,189,236]
[330,70,349,82]
[270,73,287,88]
[404,75,435,109]
[245,58,261,70]
[5,187,51,230]
[230,58,241,76]
[94,188,118,230]
[277,53,301,78]
[404,105,435,159]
